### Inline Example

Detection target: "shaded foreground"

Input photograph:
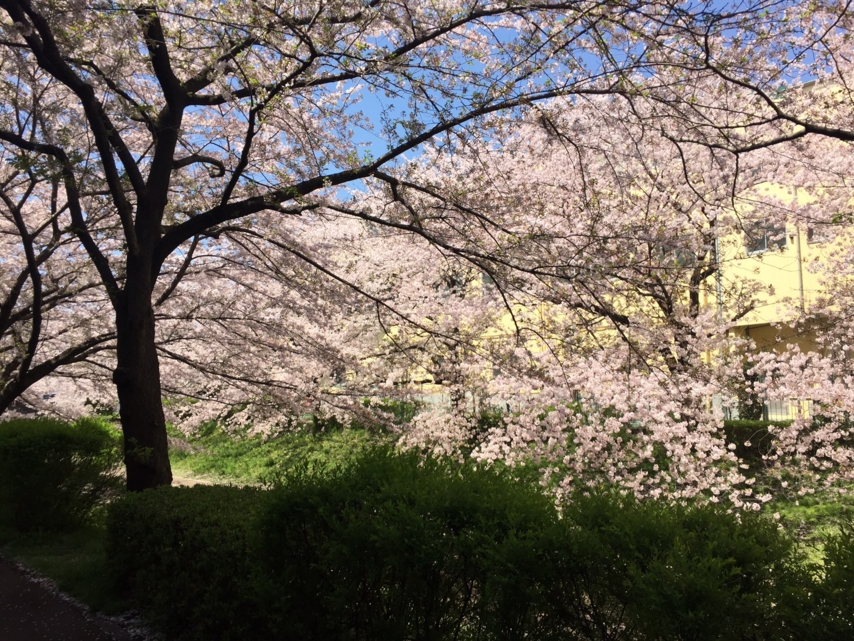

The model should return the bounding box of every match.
[0,556,133,641]
[108,449,853,641]
[2,417,853,641]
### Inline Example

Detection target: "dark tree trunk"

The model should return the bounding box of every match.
[114,259,172,492]
[0,383,26,416]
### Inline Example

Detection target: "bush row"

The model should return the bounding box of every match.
[107,485,265,639]
[0,417,122,532]
[106,448,854,641]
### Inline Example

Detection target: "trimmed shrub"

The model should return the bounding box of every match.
[255,448,560,641]
[723,419,790,468]
[103,452,833,641]
[0,417,122,532]
[542,491,804,641]
[106,485,265,641]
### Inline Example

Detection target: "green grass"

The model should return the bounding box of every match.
[0,515,131,614]
[768,486,854,563]
[168,423,394,484]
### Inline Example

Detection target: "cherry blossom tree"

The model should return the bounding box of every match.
[2,0,854,493]
[350,101,751,499]
[151,213,429,433]
[0,110,114,415]
[362,91,854,501]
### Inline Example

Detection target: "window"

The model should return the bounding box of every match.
[807,225,832,244]
[745,221,787,254]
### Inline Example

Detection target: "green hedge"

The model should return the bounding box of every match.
[255,448,559,640]
[106,485,265,641]
[105,450,853,641]
[0,417,122,532]
[550,491,807,641]
[723,419,791,468]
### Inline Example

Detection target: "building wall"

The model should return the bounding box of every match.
[717,182,851,419]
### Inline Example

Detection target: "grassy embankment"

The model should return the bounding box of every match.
[167,420,392,484]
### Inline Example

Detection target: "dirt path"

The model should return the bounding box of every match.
[0,472,221,641]
[0,556,143,641]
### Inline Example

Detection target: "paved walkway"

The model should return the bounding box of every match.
[0,556,137,641]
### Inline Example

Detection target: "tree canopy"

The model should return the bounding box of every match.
[1,0,854,494]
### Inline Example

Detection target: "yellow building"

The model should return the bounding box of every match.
[715,184,850,419]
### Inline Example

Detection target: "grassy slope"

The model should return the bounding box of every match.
[168,424,393,484]
[769,488,854,562]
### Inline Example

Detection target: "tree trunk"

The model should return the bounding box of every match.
[0,383,26,417]
[113,263,172,492]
